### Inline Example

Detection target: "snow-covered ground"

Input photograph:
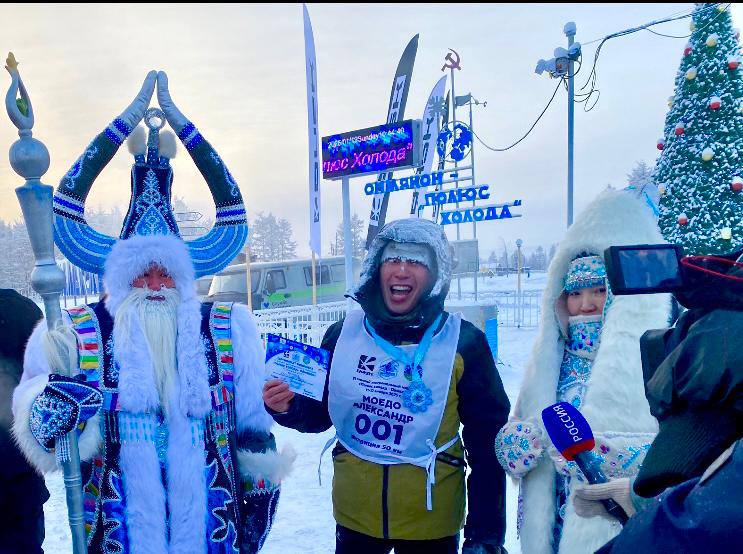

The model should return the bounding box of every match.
[42,326,536,554]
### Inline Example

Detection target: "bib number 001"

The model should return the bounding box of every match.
[355,414,404,445]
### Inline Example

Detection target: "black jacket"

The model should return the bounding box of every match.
[0,289,48,553]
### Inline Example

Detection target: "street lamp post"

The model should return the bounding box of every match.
[535,22,580,229]
[565,22,576,228]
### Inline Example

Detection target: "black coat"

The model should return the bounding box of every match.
[0,289,48,553]
[597,440,743,553]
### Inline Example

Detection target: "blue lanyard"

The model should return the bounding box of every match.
[365,314,443,381]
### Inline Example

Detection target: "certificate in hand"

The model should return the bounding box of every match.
[265,334,330,401]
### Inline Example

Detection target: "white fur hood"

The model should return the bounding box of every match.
[514,188,670,430]
[103,234,197,315]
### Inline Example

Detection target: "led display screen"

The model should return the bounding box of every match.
[321,119,420,180]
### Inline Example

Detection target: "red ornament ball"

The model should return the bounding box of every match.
[732,176,743,192]
[678,214,689,226]
[729,57,740,70]
[657,138,666,151]
[674,123,685,136]
[709,96,722,110]
[684,43,693,56]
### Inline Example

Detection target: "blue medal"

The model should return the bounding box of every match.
[365,314,443,414]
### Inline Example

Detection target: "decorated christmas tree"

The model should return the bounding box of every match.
[656,3,743,254]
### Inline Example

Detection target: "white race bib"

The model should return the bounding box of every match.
[329,310,461,467]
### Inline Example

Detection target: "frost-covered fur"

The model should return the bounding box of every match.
[12,315,102,474]
[354,218,451,298]
[512,189,670,554]
[236,445,297,484]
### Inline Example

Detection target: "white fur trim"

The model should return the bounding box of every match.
[175,297,211,418]
[120,439,168,554]
[103,234,197,316]
[17,314,73,391]
[236,445,296,484]
[166,394,207,553]
[232,303,274,433]
[12,374,102,474]
[127,126,147,156]
[511,189,670,554]
[158,130,177,159]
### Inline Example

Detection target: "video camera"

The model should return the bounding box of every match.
[603,243,743,310]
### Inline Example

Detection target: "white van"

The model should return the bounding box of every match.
[206,256,362,309]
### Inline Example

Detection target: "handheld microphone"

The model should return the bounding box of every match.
[541,402,629,525]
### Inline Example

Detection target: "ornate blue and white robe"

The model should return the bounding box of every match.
[13,300,291,554]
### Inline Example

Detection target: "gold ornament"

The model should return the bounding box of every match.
[721,227,732,240]
[706,34,719,47]
[702,147,715,161]
[686,67,698,80]
[4,52,19,72]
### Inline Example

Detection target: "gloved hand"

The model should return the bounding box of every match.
[573,477,636,520]
[117,70,157,131]
[156,71,189,133]
[495,418,545,477]
[30,373,102,450]
[461,539,508,554]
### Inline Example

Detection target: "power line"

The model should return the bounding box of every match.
[577,3,731,111]
[471,3,732,151]
[472,78,565,152]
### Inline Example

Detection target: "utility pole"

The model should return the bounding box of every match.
[565,21,576,228]
[535,22,580,229]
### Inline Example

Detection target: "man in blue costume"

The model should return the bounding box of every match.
[12,71,292,554]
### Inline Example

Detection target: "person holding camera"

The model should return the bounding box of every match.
[573,254,743,551]
[494,189,671,554]
[264,218,511,554]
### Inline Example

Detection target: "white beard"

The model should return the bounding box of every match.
[114,287,180,412]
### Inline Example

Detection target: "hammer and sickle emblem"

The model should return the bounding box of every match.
[441,49,462,72]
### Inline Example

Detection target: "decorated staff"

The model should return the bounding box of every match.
[5,52,89,554]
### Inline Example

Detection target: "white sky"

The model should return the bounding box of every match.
[1,3,742,258]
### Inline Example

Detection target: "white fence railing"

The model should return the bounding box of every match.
[254,290,543,346]
[471,290,542,328]
[253,301,348,346]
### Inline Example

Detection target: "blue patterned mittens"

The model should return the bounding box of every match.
[30,373,102,451]
[495,419,546,477]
